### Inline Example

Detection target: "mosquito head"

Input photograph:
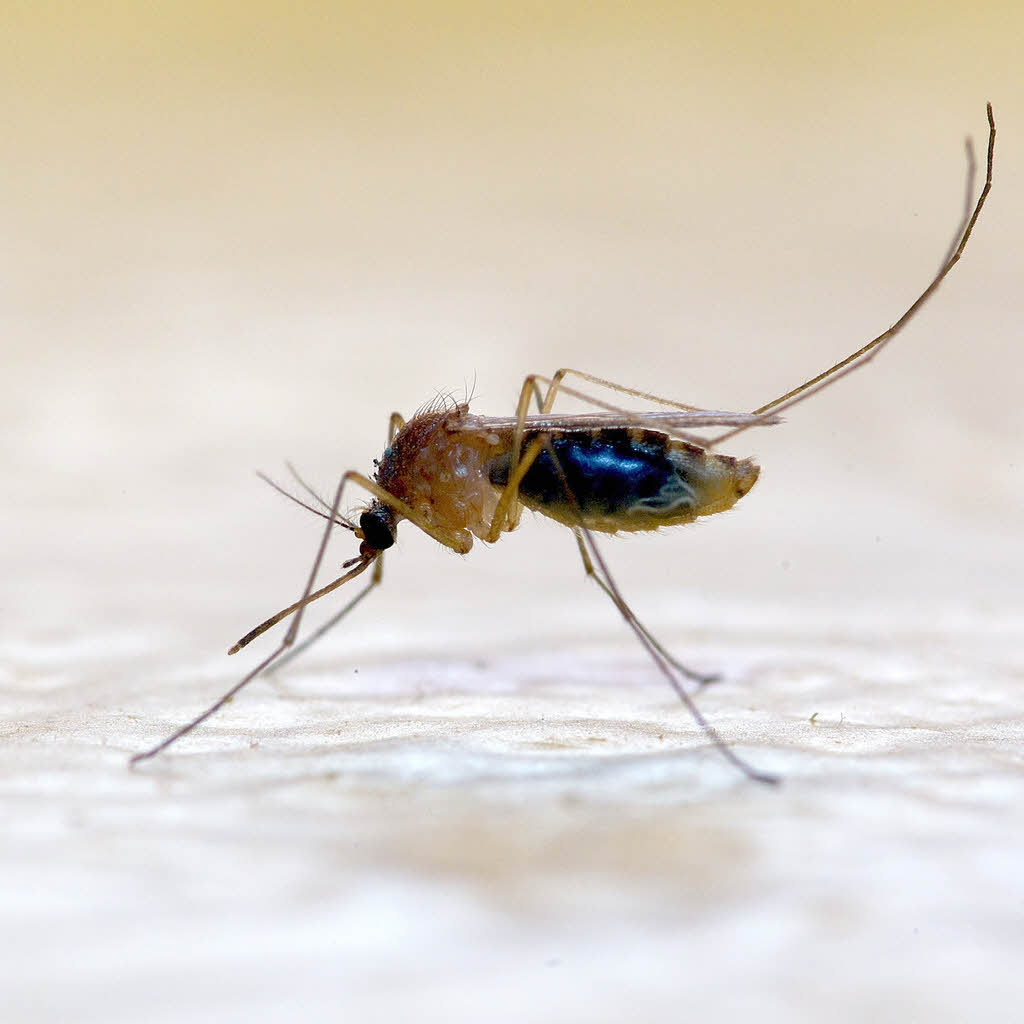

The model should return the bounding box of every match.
[357,501,398,554]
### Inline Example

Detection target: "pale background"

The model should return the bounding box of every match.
[3,3,1023,1022]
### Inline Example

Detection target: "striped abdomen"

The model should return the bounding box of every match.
[487,428,758,534]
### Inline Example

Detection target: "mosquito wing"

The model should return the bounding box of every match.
[456,408,782,437]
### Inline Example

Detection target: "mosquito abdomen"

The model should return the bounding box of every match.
[488,428,758,534]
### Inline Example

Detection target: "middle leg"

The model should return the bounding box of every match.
[572,529,719,687]
[572,522,777,784]
[541,367,712,415]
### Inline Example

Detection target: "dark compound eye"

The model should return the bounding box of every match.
[359,507,396,550]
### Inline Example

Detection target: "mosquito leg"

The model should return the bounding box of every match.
[706,104,996,447]
[936,133,978,273]
[541,368,709,415]
[273,410,406,667]
[482,369,673,541]
[533,111,996,451]
[490,368,724,543]
[235,472,477,656]
[480,373,553,540]
[574,523,777,784]
[268,555,385,673]
[572,530,719,687]
[130,468,375,764]
[486,435,548,542]
[489,376,729,683]
[513,373,713,447]
[132,468,475,762]
[516,425,773,782]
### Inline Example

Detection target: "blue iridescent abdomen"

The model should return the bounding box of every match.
[487,429,696,522]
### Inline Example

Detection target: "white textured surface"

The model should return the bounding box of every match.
[3,6,1024,1022]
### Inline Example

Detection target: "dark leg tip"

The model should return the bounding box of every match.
[694,671,722,689]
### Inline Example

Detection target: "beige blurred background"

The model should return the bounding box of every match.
[3,3,1023,1022]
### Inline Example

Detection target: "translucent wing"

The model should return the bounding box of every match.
[455,408,781,435]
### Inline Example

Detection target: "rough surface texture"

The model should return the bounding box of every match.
[3,6,1023,1022]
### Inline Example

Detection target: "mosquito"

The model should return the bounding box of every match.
[131,105,996,781]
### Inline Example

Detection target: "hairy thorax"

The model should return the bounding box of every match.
[374,406,506,543]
